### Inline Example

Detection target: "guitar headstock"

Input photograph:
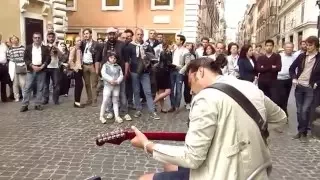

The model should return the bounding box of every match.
[96,129,130,146]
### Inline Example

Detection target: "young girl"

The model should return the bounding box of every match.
[100,51,124,124]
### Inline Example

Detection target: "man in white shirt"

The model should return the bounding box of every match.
[274,42,295,116]
[43,32,61,105]
[195,37,209,58]
[130,57,286,180]
[0,33,10,102]
[168,34,188,112]
[21,32,51,112]
[293,40,307,58]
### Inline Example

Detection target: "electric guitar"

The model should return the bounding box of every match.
[96,129,186,146]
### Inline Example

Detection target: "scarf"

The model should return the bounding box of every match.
[131,41,147,59]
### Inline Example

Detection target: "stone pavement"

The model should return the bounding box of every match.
[0,92,319,180]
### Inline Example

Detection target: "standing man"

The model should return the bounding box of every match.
[256,39,282,99]
[274,42,295,116]
[289,36,320,141]
[168,34,188,112]
[195,37,210,58]
[43,32,61,105]
[20,32,51,112]
[126,28,160,120]
[102,27,131,121]
[146,29,160,54]
[294,40,307,57]
[81,28,102,107]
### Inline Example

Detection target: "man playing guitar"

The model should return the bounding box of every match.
[130,57,287,180]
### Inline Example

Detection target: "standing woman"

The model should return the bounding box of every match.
[154,42,172,112]
[7,35,26,102]
[68,36,84,108]
[203,44,215,59]
[59,42,71,96]
[179,42,196,110]
[238,44,257,82]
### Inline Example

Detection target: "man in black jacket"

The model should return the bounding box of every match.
[20,32,51,112]
[289,36,320,141]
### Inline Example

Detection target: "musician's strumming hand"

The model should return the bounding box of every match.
[130,126,154,154]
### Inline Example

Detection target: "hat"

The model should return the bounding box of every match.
[106,27,117,34]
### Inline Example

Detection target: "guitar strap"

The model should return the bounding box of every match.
[206,83,269,145]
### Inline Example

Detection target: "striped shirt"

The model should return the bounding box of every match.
[7,46,25,63]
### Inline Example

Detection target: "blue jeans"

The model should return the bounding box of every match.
[170,70,184,108]
[43,68,60,103]
[22,71,46,106]
[153,167,190,180]
[131,72,154,113]
[295,85,314,134]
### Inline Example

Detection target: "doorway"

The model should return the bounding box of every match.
[25,18,43,45]
[162,33,176,45]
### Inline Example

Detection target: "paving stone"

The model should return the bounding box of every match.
[0,91,319,180]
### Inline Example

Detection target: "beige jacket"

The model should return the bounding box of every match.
[68,46,82,71]
[153,76,287,180]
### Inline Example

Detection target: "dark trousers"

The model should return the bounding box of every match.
[184,75,192,104]
[43,68,60,104]
[272,79,292,115]
[74,70,83,103]
[60,71,71,95]
[126,75,133,105]
[258,80,273,99]
[295,85,314,134]
[0,64,12,102]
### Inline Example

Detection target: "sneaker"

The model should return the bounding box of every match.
[15,98,20,102]
[106,113,114,119]
[185,104,191,110]
[123,114,132,121]
[133,111,142,118]
[150,112,160,120]
[100,117,107,124]
[115,116,124,123]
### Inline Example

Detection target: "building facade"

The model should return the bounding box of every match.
[197,0,222,42]
[238,0,318,50]
[0,0,67,45]
[277,0,318,50]
[66,0,223,44]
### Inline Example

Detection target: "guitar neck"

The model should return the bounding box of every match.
[127,132,186,141]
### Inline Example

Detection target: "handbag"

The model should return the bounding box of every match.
[15,64,27,74]
[206,83,269,145]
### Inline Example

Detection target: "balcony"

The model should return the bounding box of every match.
[267,6,277,17]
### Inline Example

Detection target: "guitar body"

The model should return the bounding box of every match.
[96,129,186,146]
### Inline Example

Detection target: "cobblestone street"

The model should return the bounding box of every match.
[0,91,319,180]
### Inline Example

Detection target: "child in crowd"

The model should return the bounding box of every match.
[99,51,124,124]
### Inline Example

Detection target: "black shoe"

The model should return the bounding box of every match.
[300,134,308,142]
[292,133,302,139]
[168,107,176,113]
[20,106,28,112]
[42,101,48,105]
[54,101,60,105]
[74,103,84,108]
[35,105,43,111]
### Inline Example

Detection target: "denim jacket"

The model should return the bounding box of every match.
[101,62,123,85]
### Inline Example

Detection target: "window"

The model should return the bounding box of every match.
[102,0,123,11]
[289,35,293,43]
[278,20,281,33]
[97,33,108,41]
[151,0,174,10]
[66,0,77,11]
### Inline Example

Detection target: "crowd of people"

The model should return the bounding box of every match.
[0,28,319,141]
